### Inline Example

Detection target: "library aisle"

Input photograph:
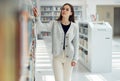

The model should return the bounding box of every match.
[35,38,54,81]
[35,36,120,81]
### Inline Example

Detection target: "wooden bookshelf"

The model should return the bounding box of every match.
[0,0,37,81]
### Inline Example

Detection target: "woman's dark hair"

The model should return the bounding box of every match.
[57,3,75,22]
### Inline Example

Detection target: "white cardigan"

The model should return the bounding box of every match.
[35,17,79,62]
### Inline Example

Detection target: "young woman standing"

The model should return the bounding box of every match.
[33,3,79,81]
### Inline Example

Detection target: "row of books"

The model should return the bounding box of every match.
[79,36,88,49]
[79,27,88,35]
[41,6,82,11]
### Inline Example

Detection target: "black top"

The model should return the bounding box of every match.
[61,22,71,50]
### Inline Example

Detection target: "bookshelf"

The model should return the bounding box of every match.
[40,5,83,23]
[19,0,37,81]
[79,21,112,72]
[0,0,37,81]
[40,6,53,23]
[0,1,21,81]
[0,16,17,81]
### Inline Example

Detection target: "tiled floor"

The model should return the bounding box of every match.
[35,36,120,81]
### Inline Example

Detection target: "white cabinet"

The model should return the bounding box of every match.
[40,5,83,23]
[79,21,112,73]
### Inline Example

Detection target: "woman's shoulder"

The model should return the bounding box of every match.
[71,21,78,28]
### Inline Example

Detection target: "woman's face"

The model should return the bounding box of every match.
[61,5,72,19]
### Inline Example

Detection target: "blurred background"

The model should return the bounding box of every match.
[0,0,120,81]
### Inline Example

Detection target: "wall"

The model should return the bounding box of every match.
[96,6,114,27]
[96,5,120,36]
[86,0,120,21]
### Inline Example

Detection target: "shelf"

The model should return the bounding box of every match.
[40,6,53,11]
[79,22,112,73]
[40,5,83,23]
[79,45,88,51]
[79,33,88,38]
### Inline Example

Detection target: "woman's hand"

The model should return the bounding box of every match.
[33,7,39,17]
[71,61,77,67]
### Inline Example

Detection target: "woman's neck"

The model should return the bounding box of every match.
[61,18,70,25]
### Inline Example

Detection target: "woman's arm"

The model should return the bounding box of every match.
[33,8,53,32]
[35,16,53,32]
[72,24,79,63]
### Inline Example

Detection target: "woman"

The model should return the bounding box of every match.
[33,3,79,81]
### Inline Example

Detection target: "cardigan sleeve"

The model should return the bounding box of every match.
[35,16,54,33]
[72,23,79,62]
